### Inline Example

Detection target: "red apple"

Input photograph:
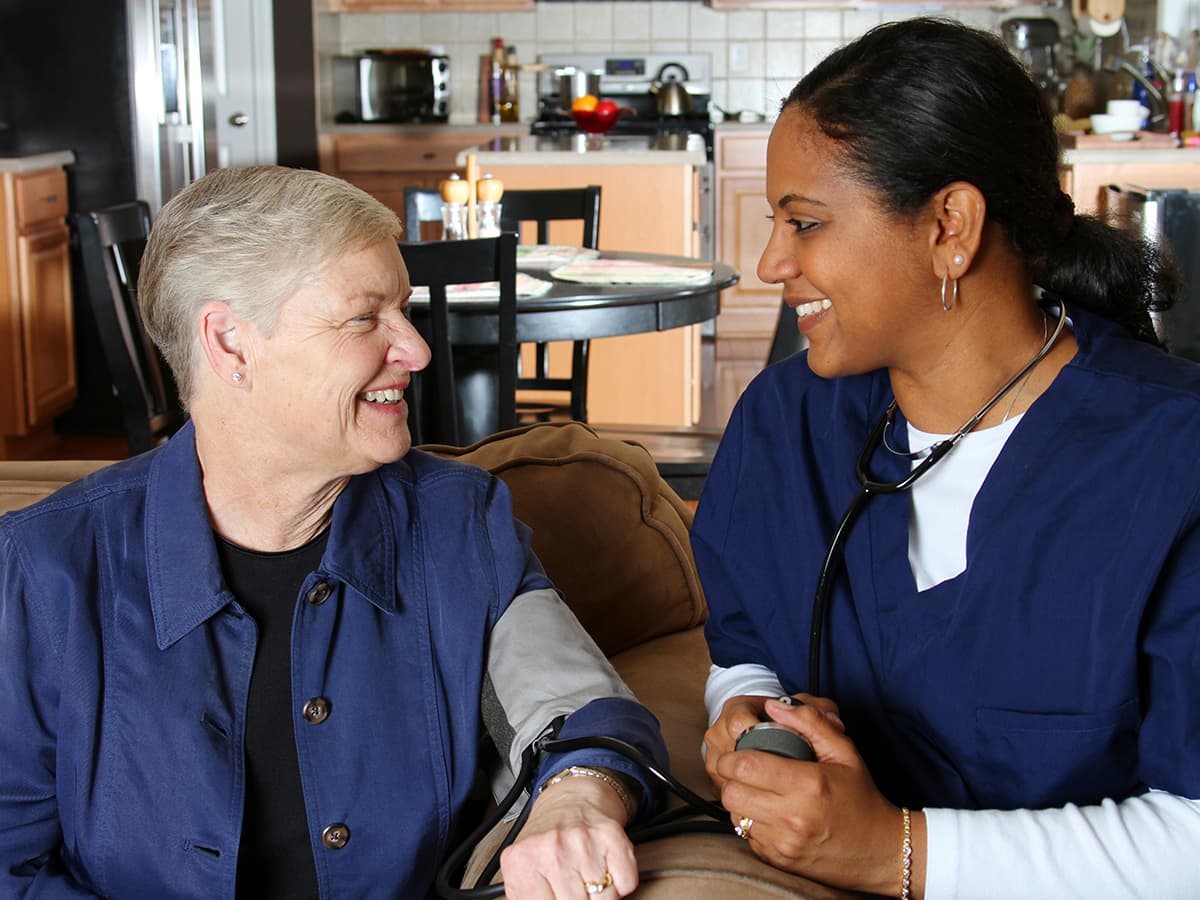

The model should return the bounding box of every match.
[593,99,619,117]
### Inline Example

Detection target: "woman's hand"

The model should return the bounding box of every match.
[712,695,920,897]
[499,771,638,899]
[704,693,844,792]
[703,694,769,792]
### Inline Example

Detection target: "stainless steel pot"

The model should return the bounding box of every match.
[555,67,602,112]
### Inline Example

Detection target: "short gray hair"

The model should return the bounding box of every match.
[138,165,402,404]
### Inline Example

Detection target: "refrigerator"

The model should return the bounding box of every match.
[0,0,279,431]
[1106,184,1200,361]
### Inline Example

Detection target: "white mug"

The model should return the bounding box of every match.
[1106,99,1150,119]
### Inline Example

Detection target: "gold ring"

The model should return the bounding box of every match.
[734,816,754,840]
[583,872,613,895]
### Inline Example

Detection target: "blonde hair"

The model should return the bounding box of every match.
[138,165,402,404]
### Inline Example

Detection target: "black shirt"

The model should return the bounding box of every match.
[216,529,329,900]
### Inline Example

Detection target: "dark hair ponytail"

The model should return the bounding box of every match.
[783,17,1180,346]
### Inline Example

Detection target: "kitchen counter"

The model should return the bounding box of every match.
[457,133,708,167]
[1062,147,1200,164]
[320,123,528,137]
[0,151,76,174]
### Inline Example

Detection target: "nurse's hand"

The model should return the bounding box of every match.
[712,697,924,898]
[500,771,638,899]
[704,693,843,792]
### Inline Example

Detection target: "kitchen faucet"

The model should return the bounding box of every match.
[1102,56,1170,130]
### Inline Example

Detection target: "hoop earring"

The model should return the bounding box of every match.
[941,274,958,312]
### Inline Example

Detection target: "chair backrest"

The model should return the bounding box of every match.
[403,185,602,249]
[500,186,601,249]
[73,201,184,456]
[400,233,519,446]
[402,187,445,242]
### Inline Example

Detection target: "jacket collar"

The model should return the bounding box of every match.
[146,422,400,649]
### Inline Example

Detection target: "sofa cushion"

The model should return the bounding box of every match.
[0,460,112,515]
[422,422,706,657]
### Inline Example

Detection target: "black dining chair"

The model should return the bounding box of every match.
[402,184,602,424]
[402,187,446,242]
[400,233,519,447]
[594,300,804,500]
[73,201,185,456]
[500,186,601,424]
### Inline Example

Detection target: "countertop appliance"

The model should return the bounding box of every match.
[332,50,450,124]
[1106,183,1200,358]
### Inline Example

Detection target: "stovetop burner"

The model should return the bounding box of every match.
[531,112,714,158]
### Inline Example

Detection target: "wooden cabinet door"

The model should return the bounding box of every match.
[712,173,783,426]
[17,223,76,429]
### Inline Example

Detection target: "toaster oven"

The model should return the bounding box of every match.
[332,51,450,124]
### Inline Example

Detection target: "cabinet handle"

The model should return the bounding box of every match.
[422,151,435,159]
[43,194,58,203]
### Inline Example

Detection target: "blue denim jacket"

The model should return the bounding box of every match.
[0,424,664,898]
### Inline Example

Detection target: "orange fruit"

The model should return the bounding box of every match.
[571,94,599,113]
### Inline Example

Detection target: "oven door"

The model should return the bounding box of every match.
[1106,184,1200,360]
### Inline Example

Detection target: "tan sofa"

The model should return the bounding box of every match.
[0,422,851,899]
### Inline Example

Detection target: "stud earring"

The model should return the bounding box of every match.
[232,371,243,384]
[952,254,965,266]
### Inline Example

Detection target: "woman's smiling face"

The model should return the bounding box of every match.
[758,106,940,379]
[240,238,431,478]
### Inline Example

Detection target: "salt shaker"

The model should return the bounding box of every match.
[438,174,470,240]
[476,174,504,238]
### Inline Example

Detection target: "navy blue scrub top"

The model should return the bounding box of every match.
[694,305,1200,812]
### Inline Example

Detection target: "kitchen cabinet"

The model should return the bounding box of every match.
[1060,148,1200,215]
[712,125,782,429]
[467,136,707,427]
[0,158,76,457]
[709,0,1007,7]
[319,128,524,240]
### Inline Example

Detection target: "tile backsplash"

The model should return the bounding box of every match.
[316,1,1156,126]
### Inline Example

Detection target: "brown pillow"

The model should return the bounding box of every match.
[421,422,706,657]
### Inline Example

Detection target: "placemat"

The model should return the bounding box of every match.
[549,258,714,285]
[411,273,553,302]
[516,245,601,269]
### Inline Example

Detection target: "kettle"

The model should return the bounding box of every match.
[650,62,692,116]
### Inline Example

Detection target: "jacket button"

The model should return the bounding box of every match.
[321,823,350,849]
[302,697,330,725]
[307,581,332,605]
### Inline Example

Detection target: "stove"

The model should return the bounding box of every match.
[531,52,715,160]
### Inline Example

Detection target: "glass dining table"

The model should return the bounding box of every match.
[405,248,740,446]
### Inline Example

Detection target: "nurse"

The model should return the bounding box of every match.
[693,17,1200,900]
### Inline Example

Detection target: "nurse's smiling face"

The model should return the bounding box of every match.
[757,106,939,379]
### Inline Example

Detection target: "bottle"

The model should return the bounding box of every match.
[1169,68,1187,135]
[489,38,505,126]
[499,46,520,123]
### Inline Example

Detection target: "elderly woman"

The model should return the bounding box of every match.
[0,166,665,899]
[695,18,1200,900]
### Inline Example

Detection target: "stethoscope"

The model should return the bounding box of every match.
[805,300,1069,695]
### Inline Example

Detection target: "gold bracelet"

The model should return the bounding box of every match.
[900,807,913,900]
[541,765,638,820]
